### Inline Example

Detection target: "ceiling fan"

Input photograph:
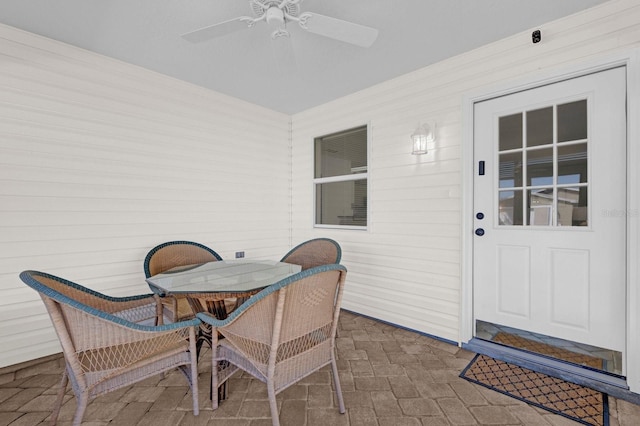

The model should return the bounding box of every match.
[182,0,379,48]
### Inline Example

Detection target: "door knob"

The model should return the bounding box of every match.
[475,228,485,236]
[476,212,484,220]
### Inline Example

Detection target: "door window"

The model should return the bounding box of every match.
[498,100,588,227]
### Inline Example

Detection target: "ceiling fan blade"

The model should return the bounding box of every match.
[181,17,249,43]
[270,34,298,75]
[300,13,378,48]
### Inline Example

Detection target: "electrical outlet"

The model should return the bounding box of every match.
[235,251,245,259]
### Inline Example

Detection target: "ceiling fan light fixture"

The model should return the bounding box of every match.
[266,7,285,25]
[271,27,290,39]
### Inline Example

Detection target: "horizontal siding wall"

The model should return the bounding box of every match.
[0,25,291,367]
[291,0,640,344]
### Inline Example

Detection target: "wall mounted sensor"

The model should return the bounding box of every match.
[532,30,541,43]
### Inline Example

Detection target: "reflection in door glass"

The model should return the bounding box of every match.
[499,152,523,188]
[528,188,554,226]
[558,143,587,184]
[559,187,588,226]
[499,190,523,225]
[558,100,588,142]
[497,98,588,227]
[526,107,553,147]
[499,113,523,151]
[527,148,554,186]
[526,187,588,226]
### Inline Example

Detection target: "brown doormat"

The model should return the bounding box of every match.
[492,332,604,369]
[460,354,609,426]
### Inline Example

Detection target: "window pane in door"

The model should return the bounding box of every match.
[558,186,588,226]
[527,107,553,147]
[499,190,523,225]
[496,98,590,228]
[528,188,554,226]
[527,148,553,186]
[558,143,587,184]
[499,113,523,151]
[499,152,523,188]
[558,100,587,142]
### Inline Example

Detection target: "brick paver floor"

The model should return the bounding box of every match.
[1,310,639,425]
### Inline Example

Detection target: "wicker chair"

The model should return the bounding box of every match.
[144,240,223,323]
[280,238,341,270]
[19,270,200,426]
[197,264,347,426]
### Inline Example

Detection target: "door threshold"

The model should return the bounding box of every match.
[463,338,640,406]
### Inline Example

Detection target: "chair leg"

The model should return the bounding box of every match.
[267,383,280,426]
[71,394,88,426]
[211,357,219,410]
[331,357,345,414]
[50,370,68,426]
[189,328,200,416]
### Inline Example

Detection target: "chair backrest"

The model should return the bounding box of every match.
[20,270,159,322]
[279,238,341,270]
[20,270,200,423]
[19,271,175,384]
[217,264,347,390]
[144,240,222,278]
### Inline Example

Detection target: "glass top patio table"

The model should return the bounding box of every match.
[146,259,302,401]
[145,259,302,296]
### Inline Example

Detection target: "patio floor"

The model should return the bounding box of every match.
[1,310,639,425]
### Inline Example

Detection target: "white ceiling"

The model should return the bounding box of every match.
[0,0,608,114]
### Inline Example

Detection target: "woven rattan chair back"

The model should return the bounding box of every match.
[19,270,200,426]
[144,240,223,322]
[279,238,341,270]
[198,264,347,426]
[144,240,222,277]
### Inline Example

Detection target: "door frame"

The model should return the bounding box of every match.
[461,48,640,395]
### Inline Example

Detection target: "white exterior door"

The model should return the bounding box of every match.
[472,67,627,368]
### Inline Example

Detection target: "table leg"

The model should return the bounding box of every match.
[210,361,230,401]
[196,322,212,357]
[193,322,228,401]
[188,297,233,402]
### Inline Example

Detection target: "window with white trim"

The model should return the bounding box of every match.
[314,125,368,228]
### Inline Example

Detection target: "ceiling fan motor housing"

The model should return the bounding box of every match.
[253,0,300,20]
[266,7,285,25]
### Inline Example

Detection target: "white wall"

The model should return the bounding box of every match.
[291,0,640,346]
[3,0,640,375]
[0,25,291,367]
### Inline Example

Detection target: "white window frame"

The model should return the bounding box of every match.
[313,124,369,230]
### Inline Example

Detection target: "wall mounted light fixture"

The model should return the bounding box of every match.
[411,122,435,155]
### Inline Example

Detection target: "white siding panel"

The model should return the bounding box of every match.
[291,0,640,343]
[0,25,291,367]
